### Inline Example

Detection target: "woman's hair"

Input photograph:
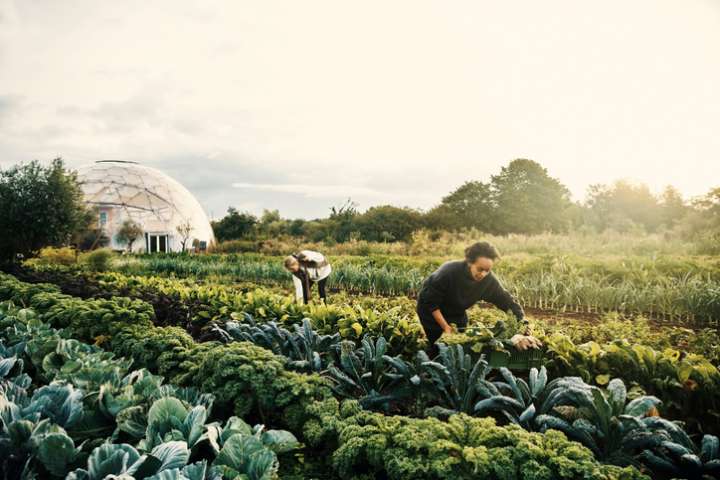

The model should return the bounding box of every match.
[284,255,298,270]
[464,241,500,263]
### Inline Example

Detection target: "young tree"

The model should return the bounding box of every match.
[116,219,143,252]
[175,218,193,252]
[0,158,93,262]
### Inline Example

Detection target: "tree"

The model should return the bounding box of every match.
[357,205,423,242]
[586,180,662,232]
[211,207,257,241]
[175,218,193,252]
[489,159,571,234]
[659,186,688,228]
[288,218,307,237]
[0,158,93,262]
[326,199,359,242]
[116,219,143,252]
[435,181,495,231]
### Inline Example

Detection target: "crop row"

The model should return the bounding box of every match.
[9,266,720,439]
[0,272,653,479]
[113,253,720,325]
[0,303,302,479]
[6,272,720,478]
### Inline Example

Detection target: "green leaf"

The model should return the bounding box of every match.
[116,406,148,439]
[260,430,300,454]
[624,396,661,417]
[150,441,190,472]
[677,362,694,383]
[0,356,18,378]
[701,435,720,462]
[37,431,78,477]
[148,397,189,426]
[606,378,626,415]
[220,417,253,445]
[86,443,141,478]
[215,434,276,479]
[27,382,84,428]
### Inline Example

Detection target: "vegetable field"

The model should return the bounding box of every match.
[2,251,720,479]
[114,251,720,325]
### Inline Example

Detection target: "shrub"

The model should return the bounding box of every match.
[26,246,78,266]
[80,247,114,271]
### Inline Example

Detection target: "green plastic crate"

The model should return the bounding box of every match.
[486,348,543,370]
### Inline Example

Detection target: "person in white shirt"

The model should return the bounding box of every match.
[283,250,332,304]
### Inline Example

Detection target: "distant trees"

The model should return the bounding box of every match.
[491,159,571,234]
[212,207,258,241]
[0,158,93,262]
[207,158,717,245]
[582,181,692,233]
[356,205,424,242]
[428,159,570,234]
[325,200,359,243]
[428,181,494,231]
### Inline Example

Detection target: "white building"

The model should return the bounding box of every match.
[77,160,215,253]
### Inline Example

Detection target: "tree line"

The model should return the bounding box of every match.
[213,158,720,246]
[1,157,718,262]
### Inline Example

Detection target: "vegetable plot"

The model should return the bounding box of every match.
[0,303,300,479]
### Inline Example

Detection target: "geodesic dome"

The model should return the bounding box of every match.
[77,161,215,253]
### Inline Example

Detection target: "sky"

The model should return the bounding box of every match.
[1,0,719,220]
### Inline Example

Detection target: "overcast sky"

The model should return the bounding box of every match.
[1,0,718,219]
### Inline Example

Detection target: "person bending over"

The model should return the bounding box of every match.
[416,241,542,357]
[283,250,332,304]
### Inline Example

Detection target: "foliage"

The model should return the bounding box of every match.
[491,158,571,234]
[355,205,425,242]
[211,207,258,242]
[6,275,715,478]
[586,181,664,233]
[24,246,78,267]
[79,247,114,272]
[543,333,720,436]
[306,399,648,480]
[429,180,495,231]
[112,251,720,324]
[0,302,300,479]
[116,219,144,252]
[212,316,341,372]
[326,336,417,410]
[0,158,94,262]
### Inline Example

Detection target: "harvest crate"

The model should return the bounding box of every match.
[486,347,543,370]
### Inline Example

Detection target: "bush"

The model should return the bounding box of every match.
[25,246,77,266]
[80,247,114,271]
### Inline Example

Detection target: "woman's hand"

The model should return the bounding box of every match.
[510,334,543,350]
[442,324,454,336]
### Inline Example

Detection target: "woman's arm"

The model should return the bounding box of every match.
[292,275,304,303]
[431,309,453,334]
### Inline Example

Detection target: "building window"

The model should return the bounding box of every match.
[99,211,108,227]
